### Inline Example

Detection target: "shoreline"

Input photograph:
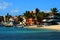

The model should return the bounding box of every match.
[25,25,60,31]
[1,24,60,31]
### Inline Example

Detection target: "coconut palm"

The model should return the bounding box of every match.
[17,15,23,23]
[0,16,4,22]
[24,11,33,19]
[5,13,12,22]
[35,8,44,25]
[51,8,58,15]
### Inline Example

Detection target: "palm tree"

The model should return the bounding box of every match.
[0,16,4,22]
[49,8,59,25]
[17,15,23,23]
[51,8,58,15]
[24,11,33,19]
[5,13,12,22]
[35,8,40,16]
[35,8,44,25]
[35,8,47,25]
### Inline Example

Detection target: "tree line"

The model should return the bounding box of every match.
[0,8,60,24]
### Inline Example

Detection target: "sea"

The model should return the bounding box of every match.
[0,26,60,40]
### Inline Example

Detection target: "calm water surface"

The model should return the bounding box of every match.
[0,26,60,40]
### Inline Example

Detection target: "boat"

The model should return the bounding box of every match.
[16,24,24,28]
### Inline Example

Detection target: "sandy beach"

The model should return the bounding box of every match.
[27,25,60,31]
[41,25,60,31]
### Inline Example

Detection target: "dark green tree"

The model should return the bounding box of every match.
[17,15,23,22]
[24,11,33,19]
[5,13,12,22]
[51,8,58,15]
[35,8,44,24]
[0,16,4,22]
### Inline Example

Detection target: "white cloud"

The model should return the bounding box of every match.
[41,10,51,13]
[0,1,12,10]
[11,9,19,13]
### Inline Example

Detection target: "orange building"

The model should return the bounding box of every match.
[26,18,33,25]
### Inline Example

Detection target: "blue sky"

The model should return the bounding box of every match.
[0,0,60,16]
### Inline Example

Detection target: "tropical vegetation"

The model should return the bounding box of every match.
[0,7,60,26]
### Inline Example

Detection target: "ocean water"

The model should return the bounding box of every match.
[0,26,60,40]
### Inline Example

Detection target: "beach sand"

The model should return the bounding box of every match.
[41,25,60,30]
[27,25,60,31]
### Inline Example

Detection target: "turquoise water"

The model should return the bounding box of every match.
[0,26,60,40]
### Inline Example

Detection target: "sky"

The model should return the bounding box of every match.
[0,0,60,16]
